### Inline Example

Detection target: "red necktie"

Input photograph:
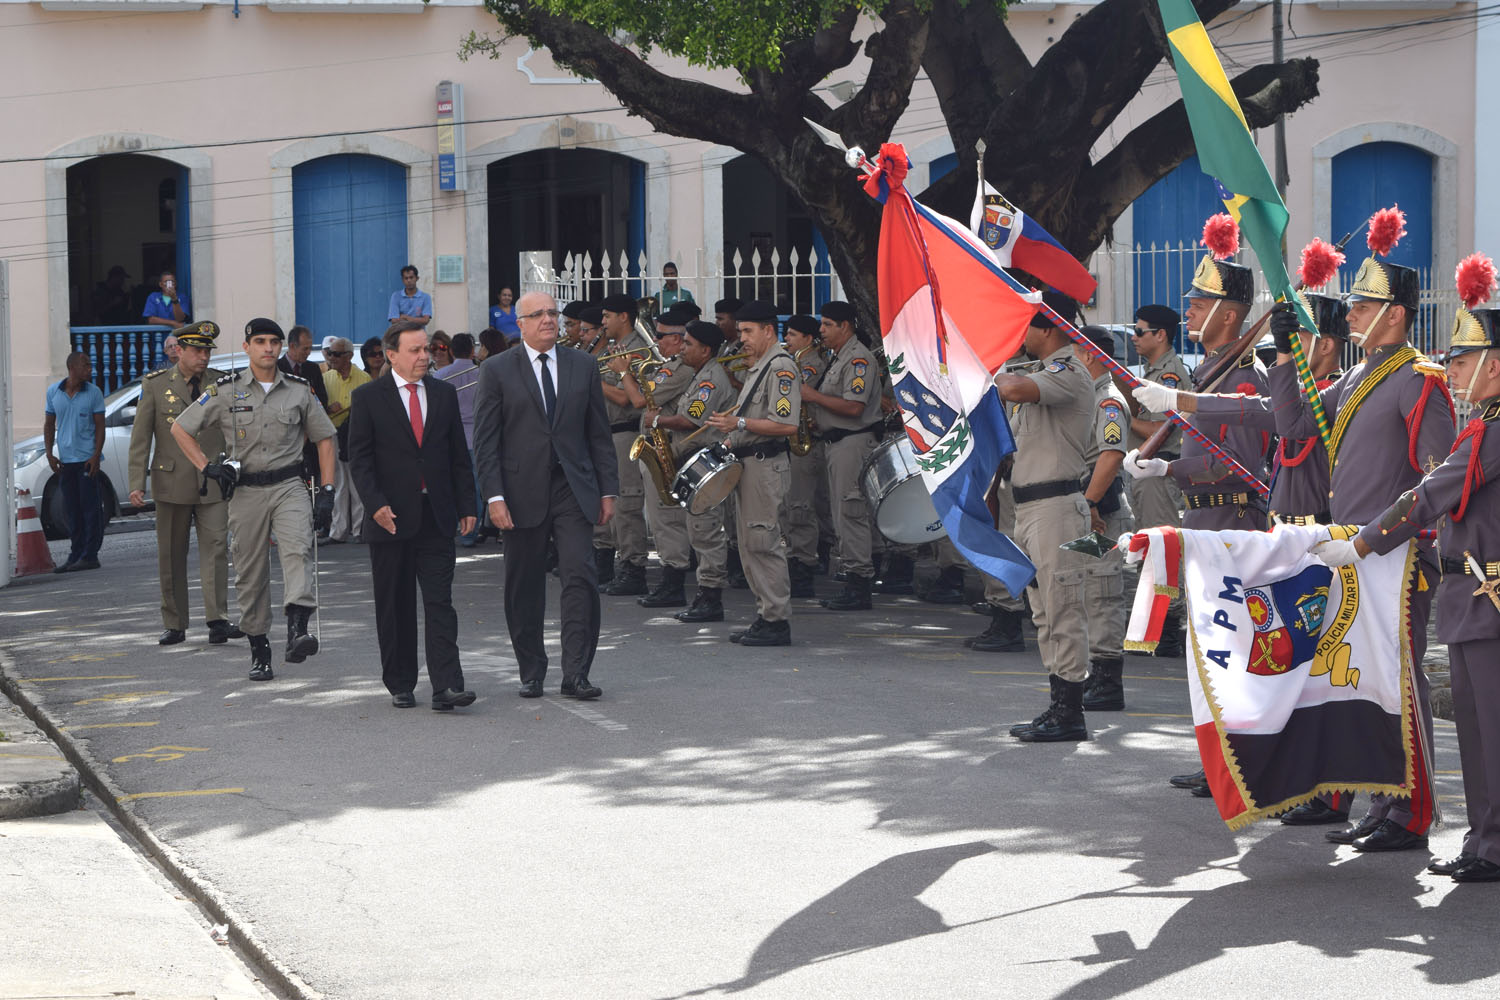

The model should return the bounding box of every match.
[406,383,423,446]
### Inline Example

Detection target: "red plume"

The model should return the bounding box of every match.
[1202,213,1239,260]
[1456,253,1498,310]
[1366,205,1407,257]
[1297,238,1345,290]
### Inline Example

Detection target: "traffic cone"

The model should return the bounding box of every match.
[14,488,55,577]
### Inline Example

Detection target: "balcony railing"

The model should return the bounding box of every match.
[69,326,172,393]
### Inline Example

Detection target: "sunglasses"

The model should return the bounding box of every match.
[326,350,350,357]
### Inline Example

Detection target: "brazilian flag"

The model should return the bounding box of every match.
[1157,0,1316,331]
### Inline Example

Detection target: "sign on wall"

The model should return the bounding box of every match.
[437,81,466,192]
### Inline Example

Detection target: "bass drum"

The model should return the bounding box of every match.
[859,435,947,544]
[671,441,743,515]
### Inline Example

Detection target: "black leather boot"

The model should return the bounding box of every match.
[1154,609,1185,658]
[727,548,749,589]
[789,560,818,598]
[284,604,318,663]
[674,587,724,622]
[603,560,648,596]
[638,565,687,608]
[871,554,915,594]
[206,619,243,644]
[922,565,965,604]
[820,573,872,611]
[594,547,615,586]
[248,634,273,682]
[1017,676,1088,742]
[1082,657,1125,711]
[967,606,1025,652]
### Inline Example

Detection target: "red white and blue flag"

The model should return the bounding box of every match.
[970,179,1097,304]
[868,144,1038,595]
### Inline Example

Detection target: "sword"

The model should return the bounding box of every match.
[1465,551,1500,614]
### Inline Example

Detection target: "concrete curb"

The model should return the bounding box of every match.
[0,696,80,820]
[0,651,323,1000]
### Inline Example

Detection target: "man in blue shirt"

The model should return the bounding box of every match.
[387,265,433,328]
[44,352,108,572]
[143,271,189,328]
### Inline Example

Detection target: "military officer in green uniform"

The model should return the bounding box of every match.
[172,318,337,682]
[128,320,242,646]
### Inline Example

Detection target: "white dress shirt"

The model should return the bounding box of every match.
[391,370,428,428]
[523,342,559,403]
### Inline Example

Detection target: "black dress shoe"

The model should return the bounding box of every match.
[1169,769,1208,790]
[560,676,602,700]
[1451,858,1500,883]
[391,692,416,709]
[158,629,186,646]
[206,620,244,644]
[1353,819,1429,853]
[75,558,101,571]
[1325,814,1384,845]
[518,679,543,699]
[1428,853,1480,876]
[431,688,477,711]
[1280,799,1351,826]
[1191,784,1214,798]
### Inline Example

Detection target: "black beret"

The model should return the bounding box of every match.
[714,297,743,315]
[657,304,695,328]
[784,314,820,337]
[1030,291,1077,330]
[735,300,779,324]
[675,301,703,320]
[686,320,724,351]
[820,300,857,325]
[244,317,284,341]
[1134,304,1181,331]
[601,293,637,316]
[561,300,587,320]
[580,307,604,327]
[1080,325,1119,357]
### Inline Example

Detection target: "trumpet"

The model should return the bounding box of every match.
[596,346,656,365]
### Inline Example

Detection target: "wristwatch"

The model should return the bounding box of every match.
[321,484,334,493]
[736,417,747,432]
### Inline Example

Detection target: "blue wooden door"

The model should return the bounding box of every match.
[1331,142,1432,284]
[293,155,407,342]
[1131,155,1223,351]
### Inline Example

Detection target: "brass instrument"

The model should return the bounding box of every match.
[628,357,681,507]
[789,343,818,457]
[718,350,752,374]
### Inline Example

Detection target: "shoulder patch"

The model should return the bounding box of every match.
[144,366,170,380]
[1045,359,1069,374]
[1161,372,1181,388]
[775,369,796,396]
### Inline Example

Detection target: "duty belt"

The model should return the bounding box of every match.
[821,421,885,444]
[610,420,638,434]
[1184,491,1254,510]
[237,463,304,488]
[1440,556,1500,577]
[1272,512,1331,526]
[732,440,790,461]
[1013,479,1082,504]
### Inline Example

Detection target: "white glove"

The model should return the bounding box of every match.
[1311,536,1363,568]
[1120,533,1145,566]
[1123,448,1170,480]
[1132,380,1179,414]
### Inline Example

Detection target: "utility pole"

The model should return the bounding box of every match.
[1272,0,1289,199]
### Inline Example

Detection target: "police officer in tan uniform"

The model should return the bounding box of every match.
[646,321,740,623]
[992,293,1094,742]
[803,301,885,611]
[172,318,337,682]
[779,314,828,598]
[128,320,241,646]
[1125,305,1190,532]
[705,301,800,645]
[596,293,653,595]
[1076,325,1135,711]
[631,306,698,607]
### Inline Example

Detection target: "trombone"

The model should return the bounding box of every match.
[719,350,752,373]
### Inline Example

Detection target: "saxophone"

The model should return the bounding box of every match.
[788,343,823,457]
[628,356,682,506]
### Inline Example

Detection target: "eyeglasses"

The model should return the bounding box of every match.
[325,350,350,357]
[520,309,561,321]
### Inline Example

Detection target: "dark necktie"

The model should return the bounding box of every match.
[187,375,200,400]
[539,353,556,422]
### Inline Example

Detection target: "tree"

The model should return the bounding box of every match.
[463,1,1319,328]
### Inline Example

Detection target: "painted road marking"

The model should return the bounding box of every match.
[844,633,961,639]
[117,788,245,802]
[75,690,170,705]
[0,751,65,761]
[551,700,628,732]
[43,652,128,664]
[21,674,139,683]
[969,670,1177,682]
[112,745,210,764]
[62,721,161,731]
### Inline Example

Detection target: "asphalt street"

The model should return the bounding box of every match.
[1,520,1493,999]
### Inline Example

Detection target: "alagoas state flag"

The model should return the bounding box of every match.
[1128,523,1421,830]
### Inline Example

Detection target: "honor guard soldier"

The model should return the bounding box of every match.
[992,293,1095,742]
[779,314,829,598]
[127,320,242,646]
[705,300,800,645]
[1075,325,1135,712]
[802,301,886,611]
[647,321,740,623]
[172,317,337,682]
[1312,259,1500,881]
[596,293,653,595]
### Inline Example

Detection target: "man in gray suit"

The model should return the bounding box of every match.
[474,291,619,700]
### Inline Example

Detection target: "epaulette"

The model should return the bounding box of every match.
[144,366,171,380]
[1413,357,1447,381]
[1238,352,1258,369]
[213,372,238,386]
[1483,399,1500,423]
[282,371,309,386]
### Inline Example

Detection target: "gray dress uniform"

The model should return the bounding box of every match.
[1363,394,1500,867]
[173,367,336,637]
[654,358,739,587]
[599,328,652,565]
[814,336,886,579]
[1169,344,1270,530]
[1127,348,1191,530]
[781,345,830,570]
[1083,372,1134,661]
[727,347,801,623]
[1009,346,1094,684]
[128,363,231,632]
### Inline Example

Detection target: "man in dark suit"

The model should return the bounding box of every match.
[473,291,618,700]
[347,319,479,712]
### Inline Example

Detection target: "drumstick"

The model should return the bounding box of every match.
[678,422,715,447]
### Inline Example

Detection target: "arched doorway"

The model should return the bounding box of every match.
[721,155,828,311]
[1331,142,1433,282]
[292,154,408,342]
[487,148,645,301]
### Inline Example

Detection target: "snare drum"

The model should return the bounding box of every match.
[672,441,743,515]
[859,436,947,543]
